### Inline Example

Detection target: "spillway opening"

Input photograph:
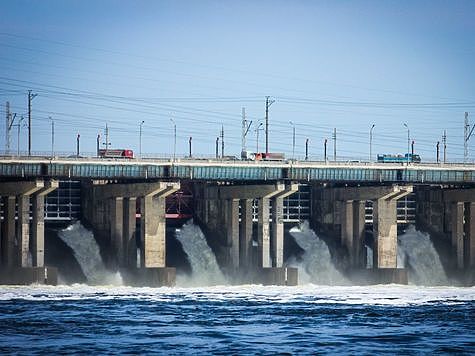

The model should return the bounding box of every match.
[398,226,451,286]
[287,221,348,285]
[58,222,123,285]
[174,220,227,286]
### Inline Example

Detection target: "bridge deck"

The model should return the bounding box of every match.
[1,157,475,184]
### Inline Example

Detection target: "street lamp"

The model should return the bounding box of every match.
[49,116,54,158]
[139,120,145,158]
[172,119,177,160]
[289,121,296,161]
[255,122,263,152]
[369,124,375,162]
[404,123,410,164]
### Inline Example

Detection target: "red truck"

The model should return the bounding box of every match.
[98,149,134,159]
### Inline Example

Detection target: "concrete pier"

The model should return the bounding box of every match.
[311,184,412,284]
[195,182,299,285]
[82,181,180,286]
[0,180,58,285]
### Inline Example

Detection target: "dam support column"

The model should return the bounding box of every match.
[239,198,253,269]
[314,185,413,284]
[442,190,475,285]
[0,180,58,285]
[195,182,298,285]
[31,180,59,268]
[86,181,180,287]
[123,197,137,268]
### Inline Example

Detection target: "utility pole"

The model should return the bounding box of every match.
[464,112,473,163]
[404,123,410,164]
[411,140,415,156]
[221,125,224,158]
[189,136,192,158]
[442,130,447,163]
[255,122,263,152]
[5,103,16,155]
[265,96,275,155]
[369,124,375,162]
[215,137,219,159]
[97,134,101,157]
[289,121,296,161]
[5,101,10,154]
[436,141,440,163]
[324,138,328,161]
[332,128,337,161]
[139,120,145,158]
[13,116,24,156]
[305,138,309,161]
[28,90,38,156]
[103,124,110,154]
[170,118,176,161]
[77,133,80,157]
[50,117,54,158]
[241,107,252,157]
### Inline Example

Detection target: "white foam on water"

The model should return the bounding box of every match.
[58,222,122,286]
[0,284,473,307]
[175,220,227,287]
[398,226,450,286]
[288,221,348,285]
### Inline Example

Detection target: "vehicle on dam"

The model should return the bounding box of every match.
[98,149,134,159]
[377,153,421,163]
[241,151,285,161]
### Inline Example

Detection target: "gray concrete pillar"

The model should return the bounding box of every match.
[226,199,240,268]
[239,198,253,268]
[31,194,45,267]
[31,181,58,268]
[140,195,166,268]
[467,202,475,268]
[373,198,398,268]
[17,194,30,268]
[451,201,464,269]
[258,197,271,268]
[123,197,137,268]
[271,196,284,267]
[340,200,353,250]
[352,200,366,268]
[1,196,16,267]
[110,197,124,266]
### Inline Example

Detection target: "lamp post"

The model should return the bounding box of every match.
[289,121,296,161]
[50,116,54,158]
[369,124,375,162]
[13,116,24,156]
[173,120,177,160]
[255,122,263,152]
[404,123,410,164]
[139,120,145,158]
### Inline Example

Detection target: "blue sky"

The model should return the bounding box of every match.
[0,0,474,160]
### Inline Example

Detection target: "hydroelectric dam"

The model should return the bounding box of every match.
[0,156,474,286]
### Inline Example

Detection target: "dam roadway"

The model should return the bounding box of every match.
[0,156,474,286]
[1,156,475,183]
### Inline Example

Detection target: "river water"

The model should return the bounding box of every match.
[0,284,474,354]
[1,222,474,353]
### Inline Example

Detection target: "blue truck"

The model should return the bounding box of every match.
[377,153,421,163]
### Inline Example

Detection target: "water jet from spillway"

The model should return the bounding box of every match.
[288,221,347,285]
[58,222,122,285]
[175,220,227,286]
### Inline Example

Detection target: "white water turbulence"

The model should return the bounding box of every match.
[398,225,450,286]
[58,222,122,285]
[288,221,347,285]
[175,220,227,287]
